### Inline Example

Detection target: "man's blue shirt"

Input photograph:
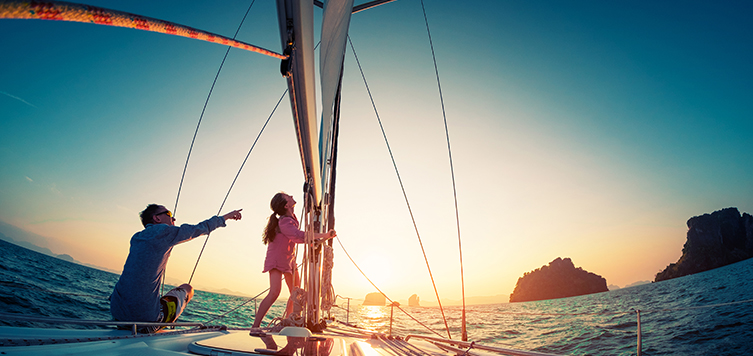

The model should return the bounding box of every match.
[110,216,225,322]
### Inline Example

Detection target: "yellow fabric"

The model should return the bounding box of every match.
[162,297,178,323]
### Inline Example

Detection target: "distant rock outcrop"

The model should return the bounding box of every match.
[509,257,608,302]
[408,294,420,307]
[363,292,386,306]
[624,281,651,288]
[655,207,753,282]
[56,253,75,263]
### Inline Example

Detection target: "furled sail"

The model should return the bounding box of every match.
[275,0,353,328]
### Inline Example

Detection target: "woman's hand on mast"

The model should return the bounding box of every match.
[222,209,243,221]
[315,229,336,242]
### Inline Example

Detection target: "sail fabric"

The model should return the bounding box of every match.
[277,0,323,204]
[294,0,321,204]
[318,0,353,196]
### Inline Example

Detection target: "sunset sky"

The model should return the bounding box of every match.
[1,0,752,304]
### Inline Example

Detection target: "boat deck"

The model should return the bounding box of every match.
[0,324,467,356]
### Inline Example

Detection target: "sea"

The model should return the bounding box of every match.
[1,238,751,356]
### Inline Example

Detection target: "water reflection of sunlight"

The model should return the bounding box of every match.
[357,305,388,333]
[362,305,386,320]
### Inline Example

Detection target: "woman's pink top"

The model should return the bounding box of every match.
[263,215,306,273]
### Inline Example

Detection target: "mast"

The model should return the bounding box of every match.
[276,0,319,328]
[314,0,352,329]
[276,0,322,205]
[276,0,351,330]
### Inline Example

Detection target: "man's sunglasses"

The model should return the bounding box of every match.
[154,210,173,218]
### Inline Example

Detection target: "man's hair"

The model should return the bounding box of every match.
[140,204,162,227]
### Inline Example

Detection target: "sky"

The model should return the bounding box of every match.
[1,0,752,304]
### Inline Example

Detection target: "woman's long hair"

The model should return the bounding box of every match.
[263,192,288,244]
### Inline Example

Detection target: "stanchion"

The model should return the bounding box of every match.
[636,309,642,356]
[346,298,351,325]
[389,302,400,336]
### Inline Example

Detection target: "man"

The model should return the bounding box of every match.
[110,204,242,332]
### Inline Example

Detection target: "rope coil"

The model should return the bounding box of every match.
[321,244,335,312]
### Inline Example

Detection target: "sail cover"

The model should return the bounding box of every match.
[319,0,353,198]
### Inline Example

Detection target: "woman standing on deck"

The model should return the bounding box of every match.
[252,192,335,329]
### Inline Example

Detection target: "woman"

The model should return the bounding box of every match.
[252,192,335,329]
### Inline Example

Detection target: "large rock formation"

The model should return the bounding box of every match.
[408,294,420,307]
[655,207,753,282]
[509,257,608,302]
[363,292,386,306]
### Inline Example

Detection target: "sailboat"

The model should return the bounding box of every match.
[3,0,753,354]
[0,0,568,355]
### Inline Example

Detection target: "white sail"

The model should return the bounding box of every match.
[277,0,322,205]
[319,0,353,199]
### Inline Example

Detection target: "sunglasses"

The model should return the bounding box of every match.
[154,210,173,218]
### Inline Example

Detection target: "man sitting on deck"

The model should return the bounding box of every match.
[110,204,242,333]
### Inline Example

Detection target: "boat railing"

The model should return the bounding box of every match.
[332,295,353,324]
[5,295,753,354]
[405,334,564,356]
[0,311,206,336]
[332,297,753,356]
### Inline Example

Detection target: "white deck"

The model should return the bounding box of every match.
[0,325,461,356]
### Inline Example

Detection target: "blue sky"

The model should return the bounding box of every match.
[1,0,752,302]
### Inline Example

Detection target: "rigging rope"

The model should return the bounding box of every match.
[0,1,285,59]
[184,5,323,289]
[202,287,270,324]
[166,0,257,289]
[174,0,256,222]
[332,236,446,338]
[188,88,288,284]
[347,35,452,340]
[321,244,335,312]
[418,0,467,341]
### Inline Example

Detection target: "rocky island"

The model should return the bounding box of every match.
[655,207,753,282]
[408,294,420,307]
[509,257,608,302]
[363,292,386,306]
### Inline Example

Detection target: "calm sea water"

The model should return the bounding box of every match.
[1,238,752,355]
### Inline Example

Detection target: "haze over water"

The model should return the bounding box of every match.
[2,239,751,355]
